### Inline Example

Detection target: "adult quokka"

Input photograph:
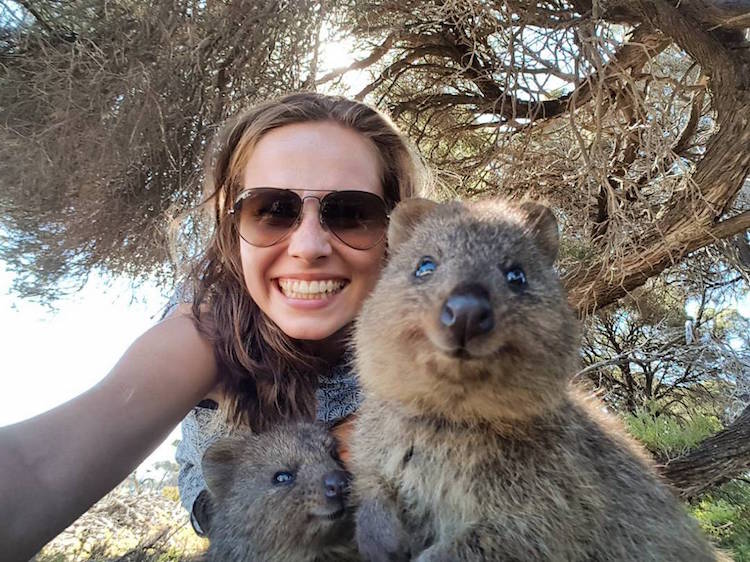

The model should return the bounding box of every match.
[350,198,722,561]
[202,422,359,562]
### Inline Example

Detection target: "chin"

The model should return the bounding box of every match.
[279,321,341,342]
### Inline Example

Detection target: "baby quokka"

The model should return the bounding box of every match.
[351,198,721,561]
[202,422,358,562]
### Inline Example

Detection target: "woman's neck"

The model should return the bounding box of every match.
[297,325,351,365]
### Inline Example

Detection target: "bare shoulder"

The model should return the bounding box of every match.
[129,302,218,395]
[158,302,222,401]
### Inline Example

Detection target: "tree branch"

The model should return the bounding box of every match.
[567,211,750,313]
[661,404,750,499]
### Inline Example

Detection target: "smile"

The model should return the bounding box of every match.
[277,278,348,300]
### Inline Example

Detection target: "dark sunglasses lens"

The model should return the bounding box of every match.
[236,189,301,246]
[322,191,389,250]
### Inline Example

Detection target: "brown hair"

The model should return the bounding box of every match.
[191,92,423,430]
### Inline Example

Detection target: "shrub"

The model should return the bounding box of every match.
[693,481,750,562]
[624,408,722,459]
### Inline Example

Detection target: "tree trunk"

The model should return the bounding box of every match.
[660,404,750,499]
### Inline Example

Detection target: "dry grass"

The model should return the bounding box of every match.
[33,481,207,562]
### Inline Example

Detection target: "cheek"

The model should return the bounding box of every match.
[239,243,274,296]
[350,245,386,291]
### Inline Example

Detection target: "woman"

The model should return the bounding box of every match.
[0,92,425,560]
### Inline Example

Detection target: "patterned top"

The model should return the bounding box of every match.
[175,356,362,518]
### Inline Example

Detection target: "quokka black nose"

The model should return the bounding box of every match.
[440,284,494,348]
[322,470,349,500]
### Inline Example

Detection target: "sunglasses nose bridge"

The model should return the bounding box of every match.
[299,194,328,229]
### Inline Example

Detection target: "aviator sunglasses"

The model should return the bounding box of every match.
[229,187,391,250]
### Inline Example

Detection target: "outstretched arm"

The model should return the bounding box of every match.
[0,306,218,561]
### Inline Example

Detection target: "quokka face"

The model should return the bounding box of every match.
[202,422,354,561]
[355,198,580,424]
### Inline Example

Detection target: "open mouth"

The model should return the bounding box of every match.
[277,278,349,300]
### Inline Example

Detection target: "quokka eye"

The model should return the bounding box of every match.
[414,256,437,279]
[505,267,527,291]
[273,471,295,485]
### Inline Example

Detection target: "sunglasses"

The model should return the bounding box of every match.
[229,187,391,250]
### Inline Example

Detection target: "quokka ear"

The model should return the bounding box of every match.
[519,201,559,264]
[388,198,439,250]
[202,436,245,501]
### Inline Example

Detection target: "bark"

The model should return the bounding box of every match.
[572,0,750,30]
[661,404,750,499]
[341,2,749,317]
[375,25,671,123]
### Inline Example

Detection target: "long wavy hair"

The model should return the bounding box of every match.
[191,92,424,430]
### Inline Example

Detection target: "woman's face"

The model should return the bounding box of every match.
[239,121,387,341]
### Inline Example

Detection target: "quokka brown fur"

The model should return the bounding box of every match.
[201,422,359,562]
[350,198,723,561]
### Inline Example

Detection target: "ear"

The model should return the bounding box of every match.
[202,436,245,500]
[388,198,439,250]
[519,201,559,264]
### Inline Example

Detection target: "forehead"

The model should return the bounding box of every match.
[249,425,332,460]
[242,121,384,198]
[419,208,527,251]
[399,208,553,279]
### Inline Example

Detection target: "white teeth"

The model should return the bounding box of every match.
[277,279,346,299]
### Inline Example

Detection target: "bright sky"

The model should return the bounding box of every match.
[0,263,179,477]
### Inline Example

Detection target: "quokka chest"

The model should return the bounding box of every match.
[365,408,594,527]
[373,416,509,537]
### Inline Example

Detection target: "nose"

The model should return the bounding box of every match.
[286,198,332,261]
[322,469,349,501]
[440,284,494,348]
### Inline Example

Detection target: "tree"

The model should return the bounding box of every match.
[1,0,748,516]
[326,0,750,314]
[664,403,750,500]
[578,249,749,415]
[0,0,328,299]
[1,0,747,310]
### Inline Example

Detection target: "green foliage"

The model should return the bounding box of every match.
[623,409,749,559]
[626,280,688,328]
[624,408,723,459]
[693,481,750,561]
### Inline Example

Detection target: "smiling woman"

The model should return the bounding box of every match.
[173,96,426,535]
[237,122,388,342]
[0,92,426,560]
[188,95,422,431]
